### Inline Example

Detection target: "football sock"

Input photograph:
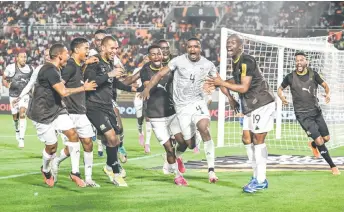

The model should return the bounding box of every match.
[245,143,257,178]
[145,121,152,145]
[317,144,336,168]
[204,140,215,172]
[106,146,120,174]
[66,142,81,174]
[84,151,93,181]
[254,143,268,184]
[19,118,26,139]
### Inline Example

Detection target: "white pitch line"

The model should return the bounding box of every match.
[0,153,161,180]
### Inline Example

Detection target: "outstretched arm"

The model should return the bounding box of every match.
[141,66,170,100]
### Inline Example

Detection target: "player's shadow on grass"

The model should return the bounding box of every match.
[185,175,243,189]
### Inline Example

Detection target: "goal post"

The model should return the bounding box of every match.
[217,27,344,150]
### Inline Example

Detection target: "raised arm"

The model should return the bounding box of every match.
[141,66,171,100]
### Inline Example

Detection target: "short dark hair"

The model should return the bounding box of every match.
[158,39,169,45]
[49,43,66,59]
[70,37,89,53]
[147,44,161,54]
[187,37,201,43]
[101,36,117,46]
[295,51,307,57]
[228,34,243,45]
[95,29,107,35]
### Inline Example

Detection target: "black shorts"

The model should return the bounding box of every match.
[296,110,329,140]
[86,107,120,135]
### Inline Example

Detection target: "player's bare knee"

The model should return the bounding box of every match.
[64,129,79,142]
[81,138,93,152]
[46,143,58,154]
[185,138,196,149]
[323,135,330,143]
[314,136,324,146]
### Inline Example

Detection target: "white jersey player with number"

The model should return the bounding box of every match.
[141,38,219,183]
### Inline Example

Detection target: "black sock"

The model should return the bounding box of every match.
[311,141,317,148]
[208,168,214,172]
[106,146,120,174]
[316,144,336,168]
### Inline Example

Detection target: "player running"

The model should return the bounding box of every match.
[26,43,97,187]
[51,37,100,187]
[142,38,219,183]
[207,34,275,193]
[3,51,33,148]
[278,52,340,175]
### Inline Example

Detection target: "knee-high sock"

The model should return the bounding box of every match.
[84,151,93,181]
[204,140,215,172]
[254,143,268,183]
[106,146,120,174]
[244,143,257,178]
[145,121,152,145]
[317,144,336,168]
[66,142,81,174]
[42,149,55,173]
[97,140,103,152]
[19,118,26,139]
[55,148,69,165]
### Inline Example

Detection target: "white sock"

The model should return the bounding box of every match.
[196,131,202,148]
[84,151,93,181]
[19,118,26,139]
[13,119,19,132]
[66,142,81,174]
[204,140,215,170]
[42,149,54,173]
[254,143,268,183]
[106,165,112,171]
[170,162,181,178]
[56,148,69,164]
[97,140,103,152]
[145,121,152,145]
[244,143,257,178]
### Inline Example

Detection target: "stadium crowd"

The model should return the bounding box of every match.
[0,1,343,73]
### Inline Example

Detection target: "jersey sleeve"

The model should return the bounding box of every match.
[241,57,256,77]
[46,68,62,87]
[314,71,325,85]
[140,67,150,84]
[61,63,75,83]
[208,62,217,77]
[168,57,178,72]
[281,74,291,88]
[4,64,13,77]
[84,64,109,85]
[19,66,40,98]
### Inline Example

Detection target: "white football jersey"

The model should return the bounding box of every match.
[4,63,31,77]
[168,54,217,109]
[19,64,43,98]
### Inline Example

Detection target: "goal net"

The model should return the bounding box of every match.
[217,28,344,150]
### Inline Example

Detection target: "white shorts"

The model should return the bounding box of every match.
[150,114,181,145]
[176,100,210,140]
[9,94,29,114]
[134,98,143,118]
[32,114,75,145]
[69,114,95,138]
[243,102,275,133]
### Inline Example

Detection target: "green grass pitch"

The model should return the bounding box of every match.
[0,115,343,212]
